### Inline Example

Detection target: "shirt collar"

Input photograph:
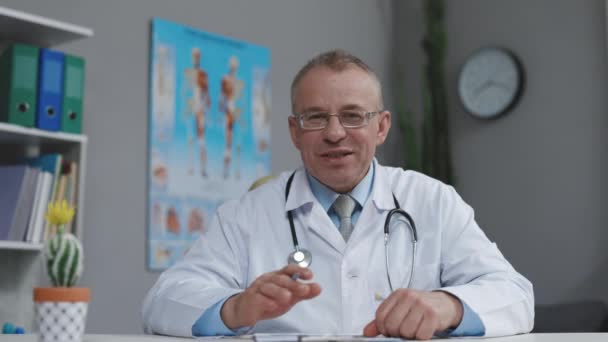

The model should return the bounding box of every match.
[306,161,375,212]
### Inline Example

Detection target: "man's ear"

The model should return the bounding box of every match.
[376,110,391,145]
[288,116,301,150]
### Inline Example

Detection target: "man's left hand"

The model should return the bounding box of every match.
[363,289,464,340]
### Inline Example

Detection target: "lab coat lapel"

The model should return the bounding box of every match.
[371,161,396,211]
[284,168,346,254]
[284,167,314,212]
[349,161,395,243]
[309,204,346,253]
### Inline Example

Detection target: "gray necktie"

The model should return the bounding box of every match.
[333,194,356,242]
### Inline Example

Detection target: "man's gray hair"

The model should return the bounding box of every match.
[290,49,384,113]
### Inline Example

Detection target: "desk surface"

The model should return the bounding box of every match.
[1,334,607,341]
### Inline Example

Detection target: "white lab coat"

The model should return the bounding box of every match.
[142,161,534,337]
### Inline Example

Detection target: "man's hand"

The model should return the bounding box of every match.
[221,264,322,329]
[363,289,464,340]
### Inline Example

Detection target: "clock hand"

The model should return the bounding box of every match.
[474,80,492,96]
[489,80,512,92]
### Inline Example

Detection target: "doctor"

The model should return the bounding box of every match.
[142,50,534,340]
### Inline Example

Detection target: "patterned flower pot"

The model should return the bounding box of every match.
[33,287,90,342]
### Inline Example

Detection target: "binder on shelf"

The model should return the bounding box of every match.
[21,154,62,242]
[0,165,30,240]
[21,153,63,175]
[61,54,85,133]
[9,167,38,241]
[24,170,44,241]
[36,48,65,131]
[27,172,52,243]
[0,43,39,128]
[0,165,38,242]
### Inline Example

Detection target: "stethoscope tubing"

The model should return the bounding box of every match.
[384,205,418,292]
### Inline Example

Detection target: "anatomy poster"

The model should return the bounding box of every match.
[148,18,271,270]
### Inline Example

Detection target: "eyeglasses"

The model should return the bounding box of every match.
[293,110,380,130]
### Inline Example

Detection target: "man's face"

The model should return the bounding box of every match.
[289,66,391,193]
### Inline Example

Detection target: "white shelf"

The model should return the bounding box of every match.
[0,122,87,145]
[0,6,91,331]
[0,240,43,251]
[0,6,93,47]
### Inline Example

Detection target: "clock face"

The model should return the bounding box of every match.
[458,48,523,119]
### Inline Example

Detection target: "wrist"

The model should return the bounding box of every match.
[220,294,242,330]
[445,293,464,328]
[433,290,463,328]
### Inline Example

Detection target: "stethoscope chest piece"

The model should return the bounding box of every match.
[287,248,312,268]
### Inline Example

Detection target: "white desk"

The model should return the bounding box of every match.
[0,334,607,341]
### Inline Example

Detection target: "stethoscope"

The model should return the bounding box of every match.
[285,171,418,292]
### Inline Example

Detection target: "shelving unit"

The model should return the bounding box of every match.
[0,5,93,331]
[0,122,88,241]
[0,121,88,144]
[0,240,43,251]
[0,6,93,47]
[0,123,88,242]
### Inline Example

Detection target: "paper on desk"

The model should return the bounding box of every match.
[195,336,249,341]
[253,333,301,341]
[195,333,299,341]
[298,335,405,342]
[196,334,405,342]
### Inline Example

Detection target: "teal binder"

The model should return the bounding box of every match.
[61,55,85,133]
[0,44,39,127]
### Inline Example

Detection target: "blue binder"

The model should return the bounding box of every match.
[36,49,65,131]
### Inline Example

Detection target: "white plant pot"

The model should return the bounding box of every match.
[34,288,90,342]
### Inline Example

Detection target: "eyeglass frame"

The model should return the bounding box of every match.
[292,110,383,130]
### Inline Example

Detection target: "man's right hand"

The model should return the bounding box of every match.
[220,264,322,329]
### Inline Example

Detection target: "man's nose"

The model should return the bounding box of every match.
[322,116,347,143]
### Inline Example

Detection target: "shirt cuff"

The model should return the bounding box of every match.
[446,299,485,337]
[191,296,253,336]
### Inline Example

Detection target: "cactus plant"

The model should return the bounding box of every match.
[34,200,89,342]
[44,200,83,287]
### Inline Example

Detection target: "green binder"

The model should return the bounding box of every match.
[0,44,39,127]
[61,55,85,134]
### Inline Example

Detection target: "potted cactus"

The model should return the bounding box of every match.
[33,200,89,342]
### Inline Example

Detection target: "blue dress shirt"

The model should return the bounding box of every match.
[192,164,485,336]
[306,163,374,228]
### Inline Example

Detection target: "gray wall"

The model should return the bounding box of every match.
[393,0,608,307]
[5,0,608,334]
[0,0,394,333]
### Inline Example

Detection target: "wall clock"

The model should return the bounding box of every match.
[458,47,524,119]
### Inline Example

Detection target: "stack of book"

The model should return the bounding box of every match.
[0,153,78,244]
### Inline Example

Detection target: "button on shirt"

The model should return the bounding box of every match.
[192,163,484,336]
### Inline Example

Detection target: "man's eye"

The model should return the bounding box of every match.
[306,113,328,120]
[341,112,363,120]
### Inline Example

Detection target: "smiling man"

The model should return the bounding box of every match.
[142,50,534,340]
